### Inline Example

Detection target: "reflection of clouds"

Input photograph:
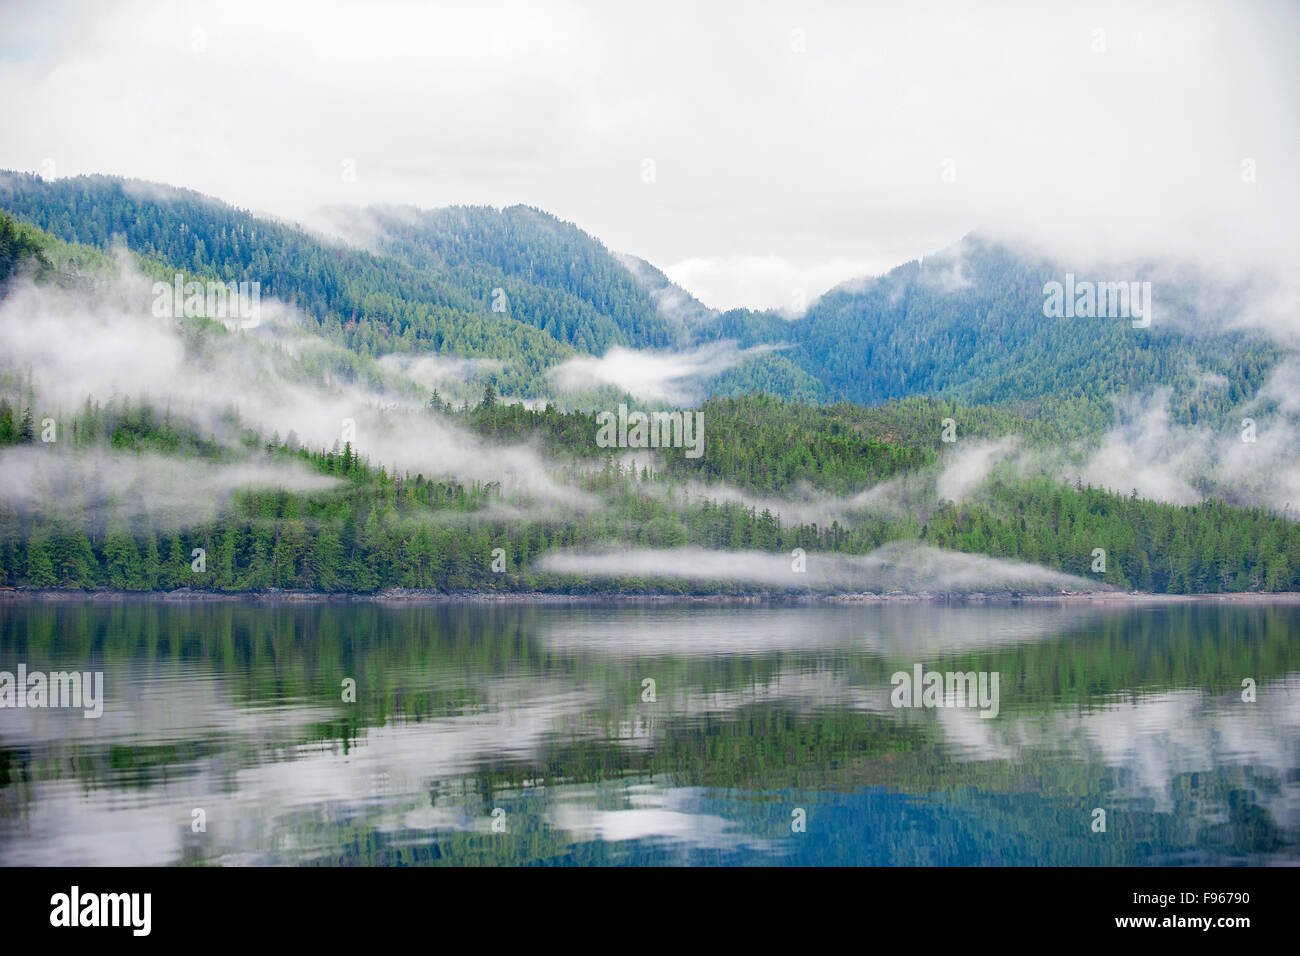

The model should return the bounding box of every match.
[4,605,1299,864]
[0,661,340,747]
[550,806,732,845]
[534,605,1102,658]
[0,777,191,866]
[1070,678,1300,814]
[917,675,1300,829]
[929,703,1020,762]
[233,687,596,809]
[397,806,477,833]
[640,668,888,730]
[539,607,862,656]
[547,784,777,854]
[0,671,600,865]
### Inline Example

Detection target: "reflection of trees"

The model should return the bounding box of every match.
[2,600,1297,864]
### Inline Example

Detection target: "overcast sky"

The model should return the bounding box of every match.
[1,0,1296,311]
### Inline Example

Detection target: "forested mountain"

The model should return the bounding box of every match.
[0,213,52,285]
[0,172,1282,427]
[1,174,1297,597]
[0,172,577,393]
[330,204,690,351]
[614,253,717,332]
[2,384,1298,595]
[781,236,1282,426]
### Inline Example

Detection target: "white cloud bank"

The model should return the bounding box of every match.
[0,446,340,529]
[547,341,774,404]
[538,542,1099,594]
[1074,370,1300,513]
[2,0,1295,312]
[664,255,893,315]
[0,266,595,514]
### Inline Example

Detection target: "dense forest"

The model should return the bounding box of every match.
[1,385,1298,595]
[5,172,1279,429]
[0,177,1297,597]
[809,247,1284,441]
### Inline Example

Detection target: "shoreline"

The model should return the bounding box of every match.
[3,588,1300,607]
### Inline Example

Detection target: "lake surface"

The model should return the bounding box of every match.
[1,599,1297,866]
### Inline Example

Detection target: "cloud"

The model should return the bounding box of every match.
[656,475,914,529]
[376,353,502,392]
[547,341,771,404]
[1070,365,1300,513]
[3,1,1294,313]
[1073,395,1207,505]
[1045,361,1300,520]
[664,255,892,314]
[0,445,340,530]
[646,438,1015,531]
[614,253,716,332]
[935,439,1018,503]
[537,542,1099,594]
[0,264,595,513]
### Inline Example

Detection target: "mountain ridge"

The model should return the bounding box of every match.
[0,171,1284,432]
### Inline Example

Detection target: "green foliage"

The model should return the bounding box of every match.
[0,211,53,284]
[781,238,1282,430]
[1,176,1284,433]
[361,205,687,350]
[0,173,575,394]
[2,176,1297,597]
[1,393,1297,595]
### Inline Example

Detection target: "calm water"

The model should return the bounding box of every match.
[1,599,1297,866]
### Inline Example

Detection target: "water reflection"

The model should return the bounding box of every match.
[1,600,1297,865]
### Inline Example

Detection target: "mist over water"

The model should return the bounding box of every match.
[2,599,1296,866]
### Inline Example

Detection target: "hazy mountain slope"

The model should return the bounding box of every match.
[0,173,1284,426]
[0,173,577,393]
[707,351,829,404]
[3,209,1299,596]
[331,204,689,352]
[0,212,52,285]
[785,236,1282,424]
[0,174,731,392]
[614,253,718,333]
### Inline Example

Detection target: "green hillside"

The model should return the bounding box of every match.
[1,173,1283,431]
[1,179,1297,597]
